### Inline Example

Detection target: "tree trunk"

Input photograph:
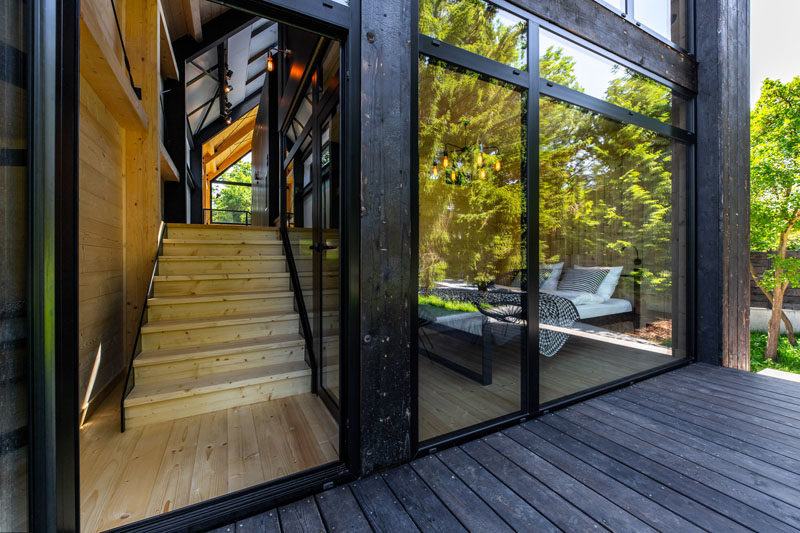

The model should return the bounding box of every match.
[766,283,785,361]
[749,260,797,346]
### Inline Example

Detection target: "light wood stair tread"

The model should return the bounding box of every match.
[167,223,276,231]
[124,361,311,406]
[141,311,299,333]
[147,291,295,306]
[159,255,297,262]
[134,334,308,366]
[154,273,291,281]
[163,239,283,245]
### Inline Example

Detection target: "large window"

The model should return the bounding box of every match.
[209,153,253,224]
[416,0,693,442]
[417,57,526,441]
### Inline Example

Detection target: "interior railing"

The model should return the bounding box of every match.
[203,208,251,225]
[279,222,318,395]
[119,221,166,432]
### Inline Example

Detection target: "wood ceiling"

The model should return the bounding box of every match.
[161,0,228,42]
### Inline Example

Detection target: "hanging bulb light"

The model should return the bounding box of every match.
[450,170,456,182]
[267,54,274,72]
[494,159,502,172]
[432,161,439,177]
[479,168,486,179]
[224,84,232,93]
[476,142,484,167]
[442,152,449,169]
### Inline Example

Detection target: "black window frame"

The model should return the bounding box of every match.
[593,0,695,54]
[411,0,697,455]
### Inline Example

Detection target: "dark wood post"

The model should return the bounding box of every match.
[359,0,413,473]
[695,0,750,368]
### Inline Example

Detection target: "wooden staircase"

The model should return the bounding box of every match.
[123,223,315,429]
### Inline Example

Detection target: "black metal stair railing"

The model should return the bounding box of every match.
[280,222,318,395]
[119,222,166,432]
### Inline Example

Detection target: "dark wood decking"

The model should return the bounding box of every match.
[209,363,800,532]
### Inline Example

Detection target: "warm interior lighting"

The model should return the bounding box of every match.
[267,55,274,72]
[476,152,484,166]
[442,154,449,168]
[450,170,456,182]
[479,168,486,179]
[432,162,439,176]
[494,160,501,172]
[225,115,232,124]
[224,84,232,93]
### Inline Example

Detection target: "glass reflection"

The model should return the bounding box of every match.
[538,96,687,404]
[634,0,688,47]
[417,56,525,440]
[419,0,527,69]
[540,29,687,128]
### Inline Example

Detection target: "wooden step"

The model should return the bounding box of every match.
[140,312,300,351]
[152,273,291,296]
[161,239,284,257]
[158,256,308,275]
[123,362,311,427]
[166,223,279,241]
[133,334,308,382]
[147,291,295,321]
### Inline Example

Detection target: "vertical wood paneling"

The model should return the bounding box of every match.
[78,75,126,401]
[696,0,750,369]
[360,0,413,472]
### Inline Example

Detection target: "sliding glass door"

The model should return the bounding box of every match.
[414,0,693,444]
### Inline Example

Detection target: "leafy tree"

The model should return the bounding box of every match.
[750,77,800,360]
[212,159,252,224]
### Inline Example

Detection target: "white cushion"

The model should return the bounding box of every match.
[540,262,563,290]
[575,265,623,301]
[542,288,606,305]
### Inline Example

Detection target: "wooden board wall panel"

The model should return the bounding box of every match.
[359,0,413,473]
[79,75,127,404]
[124,0,163,376]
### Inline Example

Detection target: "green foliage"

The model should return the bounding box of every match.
[418,294,479,313]
[750,77,800,252]
[751,332,800,374]
[760,254,800,291]
[212,159,252,224]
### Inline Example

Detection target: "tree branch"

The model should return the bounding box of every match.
[750,260,797,346]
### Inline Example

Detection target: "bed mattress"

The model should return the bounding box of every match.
[575,297,632,319]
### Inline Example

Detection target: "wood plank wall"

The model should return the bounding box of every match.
[78,0,163,408]
[78,76,126,397]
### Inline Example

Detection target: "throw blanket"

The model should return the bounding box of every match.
[421,288,579,357]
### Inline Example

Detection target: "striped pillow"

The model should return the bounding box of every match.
[557,267,609,294]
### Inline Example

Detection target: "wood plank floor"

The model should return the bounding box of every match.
[222,363,800,532]
[80,389,338,532]
[419,329,676,440]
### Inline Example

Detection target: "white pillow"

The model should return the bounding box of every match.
[540,262,563,290]
[575,265,623,301]
[542,288,605,305]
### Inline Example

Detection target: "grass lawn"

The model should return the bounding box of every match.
[751,331,800,374]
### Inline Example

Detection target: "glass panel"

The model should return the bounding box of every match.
[210,154,252,224]
[419,0,528,69]
[540,29,687,128]
[319,108,340,403]
[595,0,624,11]
[634,0,688,48]
[538,96,687,405]
[417,57,526,441]
[0,0,28,529]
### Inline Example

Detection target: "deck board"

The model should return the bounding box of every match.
[222,363,800,533]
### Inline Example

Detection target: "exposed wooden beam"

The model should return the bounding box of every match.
[203,116,256,164]
[182,0,202,42]
[206,141,252,181]
[160,141,180,182]
[158,0,180,80]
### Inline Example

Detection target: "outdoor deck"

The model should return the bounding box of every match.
[209,363,800,532]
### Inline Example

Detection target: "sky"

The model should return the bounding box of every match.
[750,0,800,107]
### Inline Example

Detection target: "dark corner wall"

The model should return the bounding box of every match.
[695,0,751,369]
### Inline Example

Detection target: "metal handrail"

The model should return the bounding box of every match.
[119,222,166,432]
[203,208,251,225]
[280,223,318,395]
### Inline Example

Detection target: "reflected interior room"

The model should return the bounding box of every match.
[416,0,688,442]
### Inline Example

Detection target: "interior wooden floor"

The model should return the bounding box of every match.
[80,388,338,532]
[419,327,677,441]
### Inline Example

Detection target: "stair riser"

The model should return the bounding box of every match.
[147,296,295,321]
[153,277,290,296]
[167,227,280,240]
[159,259,309,275]
[124,374,311,427]
[134,345,306,382]
[141,319,300,351]
[298,275,339,291]
[162,243,284,257]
